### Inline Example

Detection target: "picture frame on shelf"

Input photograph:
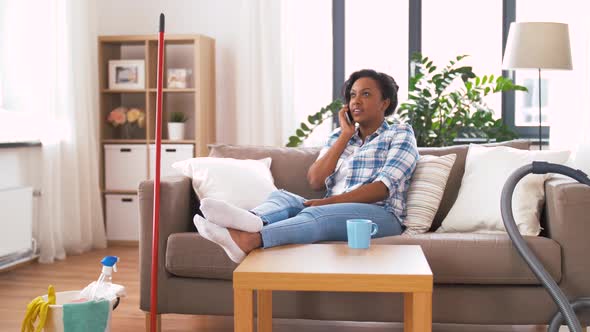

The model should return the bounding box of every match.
[108,60,145,90]
[167,68,190,89]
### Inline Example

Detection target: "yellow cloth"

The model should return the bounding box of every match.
[21,285,56,332]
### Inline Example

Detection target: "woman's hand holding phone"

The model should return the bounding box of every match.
[338,105,355,139]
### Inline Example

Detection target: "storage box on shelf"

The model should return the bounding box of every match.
[98,34,215,242]
[105,194,139,241]
[104,144,148,192]
[149,144,194,179]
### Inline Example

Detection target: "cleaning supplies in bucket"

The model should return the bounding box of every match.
[21,256,126,332]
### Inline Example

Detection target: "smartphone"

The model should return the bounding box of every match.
[345,109,353,124]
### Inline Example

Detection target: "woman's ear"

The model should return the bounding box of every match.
[382,98,391,113]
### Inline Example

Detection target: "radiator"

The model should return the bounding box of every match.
[0,186,34,267]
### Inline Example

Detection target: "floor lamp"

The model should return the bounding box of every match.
[502,22,572,150]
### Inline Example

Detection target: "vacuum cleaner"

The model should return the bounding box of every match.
[501,161,590,332]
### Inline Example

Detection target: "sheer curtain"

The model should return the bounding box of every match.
[233,0,285,146]
[1,0,106,263]
[283,0,333,147]
[550,19,590,154]
[233,0,332,147]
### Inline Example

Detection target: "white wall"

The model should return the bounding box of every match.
[97,0,246,144]
[0,147,41,190]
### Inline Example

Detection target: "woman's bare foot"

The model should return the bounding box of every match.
[228,229,262,254]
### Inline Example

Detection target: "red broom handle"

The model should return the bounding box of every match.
[150,13,165,332]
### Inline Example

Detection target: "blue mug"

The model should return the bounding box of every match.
[346,219,379,249]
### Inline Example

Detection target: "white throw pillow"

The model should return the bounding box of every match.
[403,154,457,235]
[437,144,570,235]
[172,157,277,210]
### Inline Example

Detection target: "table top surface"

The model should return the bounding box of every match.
[234,244,432,277]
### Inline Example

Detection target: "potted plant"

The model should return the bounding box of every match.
[286,53,527,147]
[168,111,188,140]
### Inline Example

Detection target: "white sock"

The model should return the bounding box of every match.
[193,214,246,264]
[200,198,263,233]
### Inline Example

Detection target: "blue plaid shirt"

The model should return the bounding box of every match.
[320,121,419,221]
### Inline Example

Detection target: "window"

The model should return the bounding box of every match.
[345,0,409,100]
[333,0,551,141]
[283,0,333,147]
[0,1,53,143]
[422,0,503,116]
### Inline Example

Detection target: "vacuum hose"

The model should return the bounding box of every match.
[501,161,590,332]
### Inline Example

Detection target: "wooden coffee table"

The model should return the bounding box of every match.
[233,244,433,332]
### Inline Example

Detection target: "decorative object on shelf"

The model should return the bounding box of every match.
[107,106,145,139]
[107,106,127,127]
[168,111,187,140]
[167,68,191,89]
[287,53,527,147]
[502,22,573,150]
[108,60,145,90]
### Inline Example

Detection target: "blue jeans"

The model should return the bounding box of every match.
[251,190,404,248]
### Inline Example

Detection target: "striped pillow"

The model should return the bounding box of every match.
[402,154,457,235]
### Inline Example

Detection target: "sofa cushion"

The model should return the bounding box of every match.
[371,233,561,285]
[436,145,570,235]
[172,157,277,209]
[417,140,530,231]
[208,144,324,199]
[166,232,238,280]
[403,153,457,235]
[209,140,530,231]
[166,232,561,285]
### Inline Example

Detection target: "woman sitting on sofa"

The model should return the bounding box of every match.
[194,69,419,263]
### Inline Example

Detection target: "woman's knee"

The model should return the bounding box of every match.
[269,190,305,207]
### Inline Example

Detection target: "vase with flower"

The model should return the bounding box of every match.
[107,106,146,139]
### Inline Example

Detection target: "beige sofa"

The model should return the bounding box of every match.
[138,140,590,328]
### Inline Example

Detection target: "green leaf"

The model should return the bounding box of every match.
[301,123,310,131]
[482,75,488,85]
[286,136,302,147]
[475,77,481,86]
[296,129,305,137]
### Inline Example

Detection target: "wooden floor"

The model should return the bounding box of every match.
[0,246,580,331]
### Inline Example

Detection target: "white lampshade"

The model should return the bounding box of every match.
[502,22,572,70]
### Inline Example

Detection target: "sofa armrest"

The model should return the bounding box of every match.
[545,176,590,297]
[138,176,196,312]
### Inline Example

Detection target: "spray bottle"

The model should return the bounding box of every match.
[91,256,119,301]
